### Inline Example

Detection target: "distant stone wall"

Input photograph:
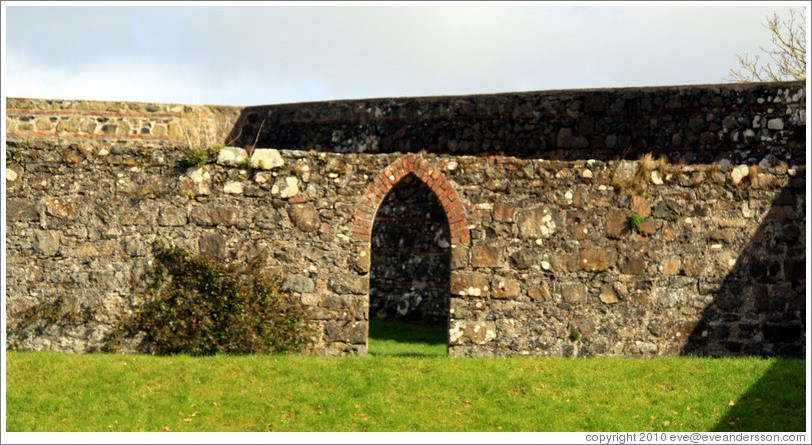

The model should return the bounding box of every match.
[228,81,806,162]
[6,98,242,149]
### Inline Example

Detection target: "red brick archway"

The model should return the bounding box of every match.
[351,154,470,245]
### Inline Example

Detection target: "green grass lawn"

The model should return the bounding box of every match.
[368,319,447,357]
[5,321,806,432]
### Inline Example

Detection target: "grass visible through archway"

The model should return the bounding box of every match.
[368,319,447,357]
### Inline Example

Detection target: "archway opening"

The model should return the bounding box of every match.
[368,173,450,356]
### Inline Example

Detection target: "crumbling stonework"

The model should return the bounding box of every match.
[4,82,806,358]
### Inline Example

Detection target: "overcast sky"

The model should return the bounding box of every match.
[2,2,808,106]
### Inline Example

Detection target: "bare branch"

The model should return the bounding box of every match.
[728,9,806,82]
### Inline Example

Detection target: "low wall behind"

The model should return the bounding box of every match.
[6,81,806,163]
[227,81,806,161]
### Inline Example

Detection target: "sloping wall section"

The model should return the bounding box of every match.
[4,81,806,357]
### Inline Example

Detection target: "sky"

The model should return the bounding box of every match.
[2,2,809,107]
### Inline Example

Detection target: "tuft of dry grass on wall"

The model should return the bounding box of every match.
[706,162,727,184]
[615,153,670,196]
[655,155,669,173]
[180,113,217,152]
[747,164,759,187]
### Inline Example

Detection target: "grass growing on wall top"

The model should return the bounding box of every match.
[6,351,804,432]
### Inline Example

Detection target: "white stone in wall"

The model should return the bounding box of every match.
[730,165,750,185]
[741,202,754,218]
[216,146,248,166]
[250,148,285,170]
[791,88,804,102]
[179,166,211,196]
[449,321,465,344]
[295,159,311,182]
[271,176,299,198]
[516,206,556,238]
[767,118,784,130]
[254,172,271,183]
[223,181,244,195]
[6,167,18,183]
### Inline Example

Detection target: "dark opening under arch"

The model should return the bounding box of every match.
[369,173,451,325]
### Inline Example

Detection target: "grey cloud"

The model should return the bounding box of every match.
[4,5,802,105]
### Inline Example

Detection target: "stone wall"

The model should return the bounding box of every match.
[6,98,242,149]
[227,82,806,162]
[442,157,804,357]
[6,81,805,162]
[6,141,805,357]
[4,82,807,358]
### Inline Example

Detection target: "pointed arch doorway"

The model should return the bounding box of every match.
[351,154,470,357]
[368,173,450,355]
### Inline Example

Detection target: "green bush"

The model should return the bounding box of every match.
[110,246,306,356]
[627,213,645,233]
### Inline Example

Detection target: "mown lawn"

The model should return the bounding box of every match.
[5,321,806,432]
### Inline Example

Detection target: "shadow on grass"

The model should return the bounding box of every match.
[712,359,806,432]
[368,319,447,358]
[369,319,447,344]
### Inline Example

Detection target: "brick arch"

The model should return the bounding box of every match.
[351,154,470,245]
